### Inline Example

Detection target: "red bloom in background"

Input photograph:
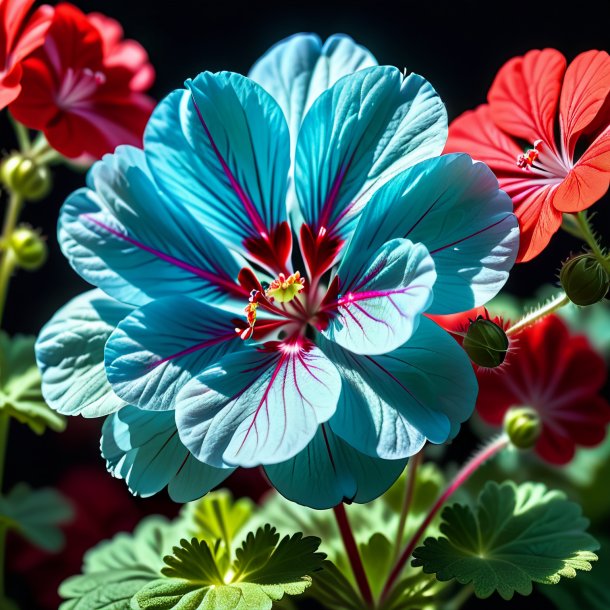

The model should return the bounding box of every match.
[445,49,610,262]
[10,3,155,160]
[0,0,51,109]
[476,315,610,465]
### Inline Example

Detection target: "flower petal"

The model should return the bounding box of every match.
[559,50,610,160]
[295,66,447,240]
[144,72,291,265]
[340,154,518,314]
[59,145,244,307]
[35,290,130,417]
[249,33,376,158]
[553,128,610,213]
[175,343,341,468]
[264,424,407,509]
[102,406,231,501]
[488,48,566,148]
[104,297,243,411]
[324,238,436,355]
[321,317,478,460]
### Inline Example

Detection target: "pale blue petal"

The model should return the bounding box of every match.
[102,406,232,502]
[249,33,376,158]
[265,424,406,509]
[145,72,290,259]
[342,154,519,314]
[295,66,447,240]
[320,317,478,460]
[35,290,130,418]
[105,297,244,411]
[323,239,436,355]
[175,345,341,468]
[59,146,243,307]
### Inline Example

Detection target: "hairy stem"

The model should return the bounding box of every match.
[381,435,510,602]
[333,503,374,607]
[575,211,610,274]
[505,292,570,337]
[393,450,423,559]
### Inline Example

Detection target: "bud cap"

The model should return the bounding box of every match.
[504,406,542,450]
[9,227,48,270]
[0,153,52,201]
[463,317,509,368]
[560,253,609,307]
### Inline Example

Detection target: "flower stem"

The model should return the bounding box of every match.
[0,193,23,328]
[0,412,10,603]
[393,450,423,560]
[505,291,570,337]
[8,113,30,153]
[380,435,510,602]
[574,211,610,275]
[333,503,374,608]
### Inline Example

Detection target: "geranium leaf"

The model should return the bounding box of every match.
[412,481,599,600]
[161,538,224,584]
[60,516,178,610]
[308,561,363,610]
[359,533,394,599]
[0,483,73,551]
[0,332,66,434]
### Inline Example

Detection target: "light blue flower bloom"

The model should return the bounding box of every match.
[36,33,519,509]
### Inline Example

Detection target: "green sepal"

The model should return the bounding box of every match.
[0,483,73,551]
[412,480,599,600]
[0,332,65,434]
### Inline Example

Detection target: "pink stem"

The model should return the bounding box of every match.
[380,435,510,602]
[333,503,374,607]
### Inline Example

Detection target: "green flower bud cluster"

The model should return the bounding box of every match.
[463,317,509,368]
[0,153,52,201]
[9,227,48,271]
[503,406,542,450]
[560,253,609,307]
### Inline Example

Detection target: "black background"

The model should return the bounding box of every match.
[2,0,609,607]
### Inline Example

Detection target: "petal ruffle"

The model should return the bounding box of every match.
[324,238,436,355]
[295,66,447,241]
[35,290,129,417]
[175,343,341,468]
[320,317,478,460]
[59,145,244,307]
[488,48,566,150]
[265,424,407,510]
[340,154,518,314]
[559,50,610,160]
[105,296,243,411]
[102,406,232,501]
[144,72,291,268]
[249,33,376,158]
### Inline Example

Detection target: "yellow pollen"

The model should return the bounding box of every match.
[265,271,305,303]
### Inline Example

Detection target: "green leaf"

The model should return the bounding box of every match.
[383,463,445,517]
[379,570,440,610]
[162,538,224,584]
[60,516,178,610]
[412,480,599,600]
[181,489,253,553]
[0,483,73,551]
[308,561,363,610]
[0,332,66,434]
[359,533,394,600]
[133,526,324,610]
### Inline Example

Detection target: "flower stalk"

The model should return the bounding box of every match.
[393,449,423,559]
[381,434,510,602]
[333,503,374,608]
[505,292,570,337]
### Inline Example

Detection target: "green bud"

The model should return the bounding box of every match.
[504,406,542,450]
[560,253,609,306]
[9,227,48,271]
[463,317,508,368]
[0,153,52,201]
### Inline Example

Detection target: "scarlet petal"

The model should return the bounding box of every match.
[488,49,566,151]
[552,128,610,212]
[559,50,610,160]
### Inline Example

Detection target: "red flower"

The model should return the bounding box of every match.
[0,0,52,109]
[10,3,155,160]
[476,314,610,465]
[445,49,610,262]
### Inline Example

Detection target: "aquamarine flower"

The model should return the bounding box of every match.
[36,34,519,509]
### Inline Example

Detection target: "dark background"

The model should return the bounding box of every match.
[2,0,609,607]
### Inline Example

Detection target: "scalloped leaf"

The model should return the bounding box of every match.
[0,332,65,434]
[412,481,599,600]
[133,526,324,610]
[0,483,73,551]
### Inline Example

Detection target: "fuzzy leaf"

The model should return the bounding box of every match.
[161,538,224,584]
[412,481,599,600]
[0,483,73,551]
[0,332,65,434]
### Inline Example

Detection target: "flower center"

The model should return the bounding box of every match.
[56,67,106,110]
[516,140,542,170]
